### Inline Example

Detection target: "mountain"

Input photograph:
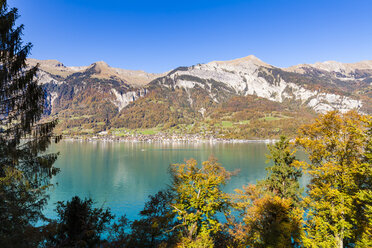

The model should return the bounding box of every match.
[145,55,362,113]
[28,56,371,139]
[28,59,163,87]
[284,60,372,113]
[286,60,372,78]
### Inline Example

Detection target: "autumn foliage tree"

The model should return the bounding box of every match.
[295,111,372,248]
[231,184,303,248]
[169,157,234,247]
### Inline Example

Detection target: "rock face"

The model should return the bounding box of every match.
[27,59,164,114]
[149,56,363,113]
[284,60,372,113]
[110,88,147,112]
[28,56,371,134]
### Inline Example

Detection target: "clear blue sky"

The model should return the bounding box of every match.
[9,0,372,73]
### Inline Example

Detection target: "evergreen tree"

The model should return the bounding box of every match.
[0,0,60,246]
[259,135,302,203]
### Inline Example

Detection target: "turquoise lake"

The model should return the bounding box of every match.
[44,141,308,221]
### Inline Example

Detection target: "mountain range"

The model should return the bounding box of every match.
[29,56,372,139]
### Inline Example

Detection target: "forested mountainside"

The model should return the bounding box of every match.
[30,56,372,139]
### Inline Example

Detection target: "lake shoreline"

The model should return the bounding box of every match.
[61,135,278,144]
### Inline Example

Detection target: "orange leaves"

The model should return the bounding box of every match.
[230,184,303,247]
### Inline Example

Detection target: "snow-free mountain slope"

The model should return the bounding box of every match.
[211,55,272,68]
[285,60,372,81]
[28,56,371,137]
[27,59,164,87]
[149,55,362,113]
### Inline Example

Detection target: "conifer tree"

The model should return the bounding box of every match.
[259,135,302,203]
[0,0,60,246]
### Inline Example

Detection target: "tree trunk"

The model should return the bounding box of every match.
[335,234,343,248]
[188,222,198,240]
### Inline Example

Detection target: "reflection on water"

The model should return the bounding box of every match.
[44,141,306,221]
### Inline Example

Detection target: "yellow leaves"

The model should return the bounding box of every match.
[0,166,25,185]
[176,232,214,248]
[164,111,372,246]
[295,110,372,247]
[226,111,371,247]
[170,157,233,240]
[230,183,303,247]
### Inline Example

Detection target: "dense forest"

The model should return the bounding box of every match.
[0,1,371,247]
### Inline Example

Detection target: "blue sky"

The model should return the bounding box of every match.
[9,0,372,73]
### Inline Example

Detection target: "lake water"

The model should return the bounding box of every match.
[44,140,307,221]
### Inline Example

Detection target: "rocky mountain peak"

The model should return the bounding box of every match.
[312,60,372,73]
[27,58,65,68]
[88,61,112,74]
[27,58,78,77]
[83,61,165,87]
[210,55,271,68]
[285,59,372,76]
